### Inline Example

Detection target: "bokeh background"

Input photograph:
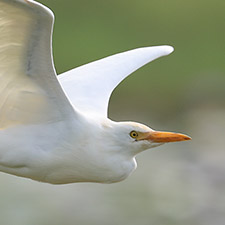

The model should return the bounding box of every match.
[1,0,225,224]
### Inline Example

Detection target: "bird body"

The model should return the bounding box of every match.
[0,116,140,184]
[0,0,191,184]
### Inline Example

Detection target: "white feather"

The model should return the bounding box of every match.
[0,0,75,129]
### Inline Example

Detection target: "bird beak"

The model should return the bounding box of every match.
[142,130,191,143]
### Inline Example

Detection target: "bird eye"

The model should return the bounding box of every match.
[130,131,138,139]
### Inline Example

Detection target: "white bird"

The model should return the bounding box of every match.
[0,0,191,184]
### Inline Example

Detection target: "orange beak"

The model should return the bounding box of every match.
[142,131,191,143]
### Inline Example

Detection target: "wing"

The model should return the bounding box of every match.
[0,0,74,129]
[58,46,174,118]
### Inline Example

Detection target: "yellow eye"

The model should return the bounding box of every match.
[130,131,138,139]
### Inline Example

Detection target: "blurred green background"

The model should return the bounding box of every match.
[1,0,225,225]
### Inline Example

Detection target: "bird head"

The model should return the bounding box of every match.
[103,121,191,156]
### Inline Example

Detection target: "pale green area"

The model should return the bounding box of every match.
[1,0,225,225]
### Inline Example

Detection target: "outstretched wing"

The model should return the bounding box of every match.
[0,0,74,129]
[59,46,174,118]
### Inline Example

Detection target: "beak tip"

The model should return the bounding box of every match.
[173,133,192,142]
[184,135,192,141]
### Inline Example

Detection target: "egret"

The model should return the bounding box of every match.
[0,0,191,184]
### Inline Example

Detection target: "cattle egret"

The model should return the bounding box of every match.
[0,0,191,184]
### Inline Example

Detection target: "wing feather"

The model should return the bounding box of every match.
[0,0,74,129]
[59,46,174,117]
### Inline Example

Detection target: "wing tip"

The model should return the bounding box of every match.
[161,45,174,55]
[162,45,174,55]
[148,45,174,56]
[137,45,174,61]
[21,0,55,19]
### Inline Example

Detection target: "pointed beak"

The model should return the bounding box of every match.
[143,130,191,143]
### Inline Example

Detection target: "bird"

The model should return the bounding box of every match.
[0,0,191,184]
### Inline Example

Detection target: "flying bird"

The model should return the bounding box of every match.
[0,0,191,184]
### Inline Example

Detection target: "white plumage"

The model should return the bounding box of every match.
[0,0,190,184]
